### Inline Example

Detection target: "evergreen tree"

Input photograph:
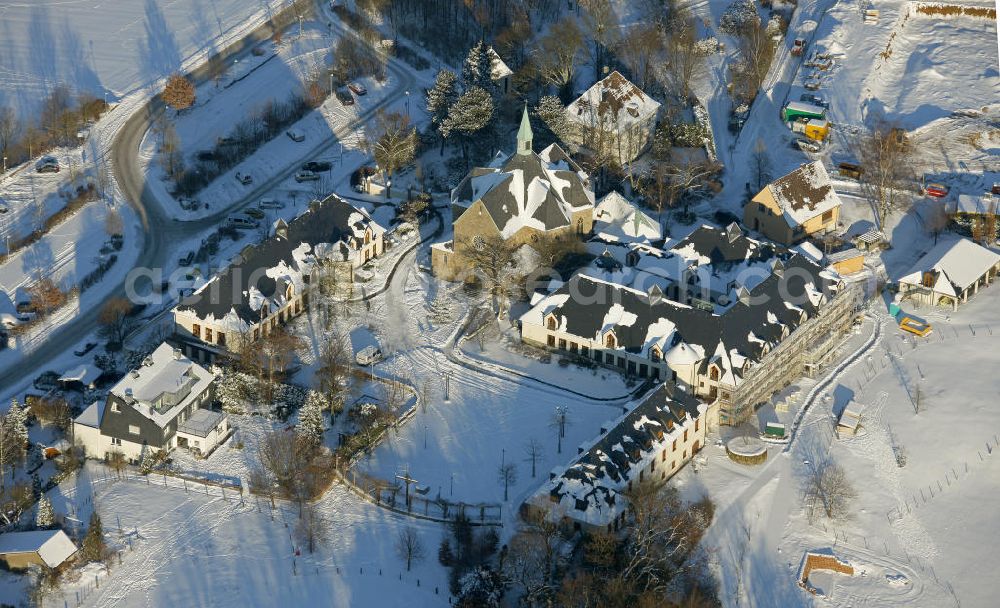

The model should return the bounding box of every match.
[461,42,494,94]
[7,399,28,449]
[35,495,54,529]
[426,69,459,127]
[533,96,571,147]
[297,391,326,448]
[440,87,495,165]
[81,512,105,563]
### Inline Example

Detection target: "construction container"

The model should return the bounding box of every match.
[781,101,826,122]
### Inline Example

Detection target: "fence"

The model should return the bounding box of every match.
[340,467,502,526]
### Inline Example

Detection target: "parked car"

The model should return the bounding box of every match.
[301,161,332,173]
[235,171,253,185]
[179,250,195,266]
[286,129,305,142]
[355,345,383,366]
[226,215,259,230]
[348,82,367,96]
[799,93,828,108]
[335,87,354,106]
[294,170,319,183]
[924,183,949,198]
[0,203,8,214]
[196,150,216,161]
[217,136,236,146]
[258,198,284,209]
[178,196,200,211]
[837,162,863,180]
[794,138,822,153]
[243,208,265,220]
[73,342,98,357]
[35,156,60,173]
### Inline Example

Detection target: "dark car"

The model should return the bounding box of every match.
[335,87,354,106]
[33,371,60,391]
[348,82,367,96]
[35,156,60,173]
[301,161,332,173]
[74,342,98,357]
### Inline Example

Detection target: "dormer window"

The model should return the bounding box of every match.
[650,347,661,363]
[710,365,720,381]
[605,333,616,349]
[546,315,557,331]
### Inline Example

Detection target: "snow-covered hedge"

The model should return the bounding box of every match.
[216,371,307,417]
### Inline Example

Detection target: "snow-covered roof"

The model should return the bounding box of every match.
[74,401,105,429]
[565,71,660,130]
[58,364,101,386]
[110,342,215,429]
[950,193,998,215]
[526,385,704,527]
[898,238,1000,295]
[487,47,512,80]
[451,125,593,239]
[0,530,77,568]
[177,408,226,438]
[177,195,384,327]
[521,225,838,385]
[592,191,662,244]
[759,161,842,227]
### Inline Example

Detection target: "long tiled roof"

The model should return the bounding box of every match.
[532,385,703,525]
[176,195,383,328]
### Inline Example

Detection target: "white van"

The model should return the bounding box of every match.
[355,345,383,366]
[226,216,259,230]
[258,198,285,209]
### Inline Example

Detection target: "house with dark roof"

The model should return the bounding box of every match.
[431,107,595,280]
[172,195,384,359]
[520,225,861,427]
[744,161,842,244]
[522,384,706,531]
[72,342,227,463]
[564,70,661,164]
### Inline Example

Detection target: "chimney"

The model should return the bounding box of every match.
[173,348,183,360]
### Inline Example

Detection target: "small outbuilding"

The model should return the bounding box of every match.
[0,530,77,571]
[836,402,863,438]
[897,238,1000,309]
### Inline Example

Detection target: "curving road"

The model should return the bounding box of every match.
[0,6,416,392]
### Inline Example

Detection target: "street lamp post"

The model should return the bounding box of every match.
[2,156,6,174]
[329,73,334,97]
[404,90,410,118]
[298,14,303,40]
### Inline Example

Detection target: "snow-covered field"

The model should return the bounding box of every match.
[41,465,448,608]
[0,0,287,120]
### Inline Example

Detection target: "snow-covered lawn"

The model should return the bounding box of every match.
[44,465,449,608]
[0,0,287,120]
[697,283,1000,608]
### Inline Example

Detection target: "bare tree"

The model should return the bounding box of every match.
[97,297,137,346]
[641,154,719,213]
[457,234,519,319]
[731,23,774,104]
[372,111,417,199]
[523,438,543,479]
[549,406,570,454]
[105,451,127,479]
[315,335,351,417]
[617,23,663,92]
[162,73,196,110]
[620,481,687,594]
[104,208,124,237]
[395,526,425,571]
[580,0,620,73]
[27,279,67,315]
[749,138,772,193]
[503,509,565,603]
[664,12,704,99]
[855,122,914,229]
[0,106,20,163]
[802,457,857,520]
[535,18,584,93]
[497,462,518,501]
[295,503,328,553]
